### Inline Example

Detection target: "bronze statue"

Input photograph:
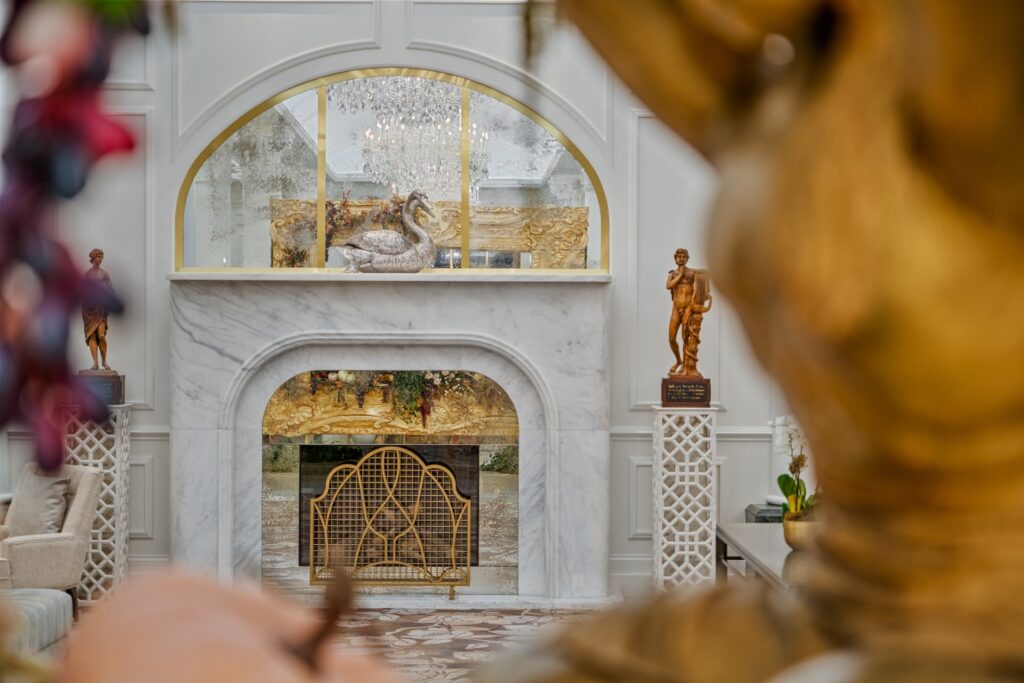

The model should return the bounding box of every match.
[666,248,712,377]
[486,1,1024,682]
[82,248,114,372]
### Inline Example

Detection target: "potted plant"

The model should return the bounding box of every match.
[771,416,820,549]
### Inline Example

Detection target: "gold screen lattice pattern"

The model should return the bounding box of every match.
[309,447,471,596]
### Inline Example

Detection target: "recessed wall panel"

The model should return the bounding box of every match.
[635,116,716,406]
[176,1,377,137]
[60,113,150,407]
[409,2,609,142]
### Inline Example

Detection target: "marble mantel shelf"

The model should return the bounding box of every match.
[168,271,612,283]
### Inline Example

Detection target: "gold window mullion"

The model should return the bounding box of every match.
[460,86,471,269]
[315,85,327,268]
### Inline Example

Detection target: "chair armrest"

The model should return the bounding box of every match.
[0,532,88,590]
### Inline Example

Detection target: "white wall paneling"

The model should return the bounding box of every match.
[60,109,157,410]
[173,1,381,143]
[129,455,156,540]
[406,0,613,146]
[626,455,653,541]
[627,110,717,413]
[0,428,170,563]
[1,1,783,587]
[107,32,156,91]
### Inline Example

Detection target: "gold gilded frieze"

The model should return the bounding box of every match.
[263,370,518,438]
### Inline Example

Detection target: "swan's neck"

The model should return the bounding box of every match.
[402,202,428,242]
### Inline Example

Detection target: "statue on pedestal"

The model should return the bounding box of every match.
[80,248,124,404]
[82,248,114,372]
[663,248,712,406]
[666,248,712,378]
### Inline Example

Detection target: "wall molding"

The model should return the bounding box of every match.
[107,106,158,411]
[127,556,170,576]
[130,426,172,439]
[626,455,653,540]
[626,109,725,413]
[172,0,382,145]
[106,47,155,92]
[612,425,771,443]
[608,554,653,582]
[105,32,156,91]
[608,554,654,597]
[405,1,612,149]
[3,425,169,439]
[129,455,156,540]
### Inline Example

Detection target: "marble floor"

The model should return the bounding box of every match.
[328,608,584,682]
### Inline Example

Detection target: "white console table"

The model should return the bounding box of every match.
[652,406,722,589]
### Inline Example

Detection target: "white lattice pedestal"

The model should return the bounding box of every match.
[65,405,130,604]
[652,406,722,589]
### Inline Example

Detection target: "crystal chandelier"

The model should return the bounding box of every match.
[329,77,489,199]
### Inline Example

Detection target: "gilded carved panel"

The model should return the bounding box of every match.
[263,370,518,438]
[269,197,589,268]
[269,199,316,268]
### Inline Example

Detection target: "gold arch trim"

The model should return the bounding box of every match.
[308,446,472,596]
[174,67,610,273]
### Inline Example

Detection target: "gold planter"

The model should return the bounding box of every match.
[782,513,815,551]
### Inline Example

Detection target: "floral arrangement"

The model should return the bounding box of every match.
[325,190,357,259]
[770,415,819,518]
[375,193,406,231]
[392,370,472,423]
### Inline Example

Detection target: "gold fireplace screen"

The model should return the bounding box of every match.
[309,447,471,598]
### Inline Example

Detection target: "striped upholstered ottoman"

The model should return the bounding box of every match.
[3,588,74,659]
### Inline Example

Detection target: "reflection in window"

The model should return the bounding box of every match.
[434,248,462,269]
[184,89,318,268]
[469,251,526,269]
[180,71,605,271]
[469,91,598,269]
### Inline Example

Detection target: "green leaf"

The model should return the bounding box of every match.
[777,474,797,497]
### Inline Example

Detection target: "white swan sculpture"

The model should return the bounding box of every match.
[341,189,436,273]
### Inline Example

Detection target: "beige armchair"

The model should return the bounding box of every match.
[0,464,102,617]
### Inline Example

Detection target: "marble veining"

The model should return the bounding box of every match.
[169,280,610,600]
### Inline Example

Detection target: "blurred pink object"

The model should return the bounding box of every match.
[58,572,405,683]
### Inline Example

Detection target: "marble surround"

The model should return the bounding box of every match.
[168,278,611,599]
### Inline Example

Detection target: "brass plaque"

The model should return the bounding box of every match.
[662,377,711,407]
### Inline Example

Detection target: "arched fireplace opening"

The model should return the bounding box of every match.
[261,369,519,599]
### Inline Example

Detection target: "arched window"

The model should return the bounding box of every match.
[176,69,608,273]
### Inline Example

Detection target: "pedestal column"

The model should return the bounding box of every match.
[651,406,722,589]
[66,405,131,604]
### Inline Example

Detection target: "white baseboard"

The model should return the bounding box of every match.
[128,556,171,575]
[609,554,654,599]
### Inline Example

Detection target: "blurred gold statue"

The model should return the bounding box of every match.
[667,248,712,377]
[82,248,113,372]
[486,1,1024,682]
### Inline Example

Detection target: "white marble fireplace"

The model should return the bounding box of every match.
[168,274,611,600]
